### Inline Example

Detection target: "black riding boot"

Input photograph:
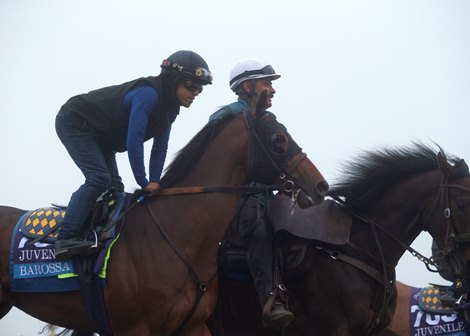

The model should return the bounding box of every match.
[244,223,294,328]
[239,197,294,328]
[262,284,294,328]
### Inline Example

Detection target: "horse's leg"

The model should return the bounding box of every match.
[0,208,21,320]
[0,301,12,319]
[0,281,13,319]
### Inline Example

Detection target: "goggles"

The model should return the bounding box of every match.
[161,59,213,84]
[229,65,276,86]
[193,67,213,84]
[183,79,203,93]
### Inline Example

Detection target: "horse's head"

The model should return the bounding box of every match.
[245,90,328,205]
[425,152,470,280]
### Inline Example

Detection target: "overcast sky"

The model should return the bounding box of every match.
[1,0,470,334]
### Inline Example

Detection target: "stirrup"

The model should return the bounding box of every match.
[266,301,294,328]
[54,238,97,260]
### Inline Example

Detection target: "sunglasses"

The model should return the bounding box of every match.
[183,80,203,93]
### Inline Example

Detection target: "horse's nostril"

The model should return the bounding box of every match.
[318,181,329,196]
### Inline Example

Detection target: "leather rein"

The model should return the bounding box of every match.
[328,171,470,335]
[142,110,307,336]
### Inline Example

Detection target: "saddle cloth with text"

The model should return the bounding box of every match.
[410,286,468,336]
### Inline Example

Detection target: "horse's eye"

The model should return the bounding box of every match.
[270,132,288,154]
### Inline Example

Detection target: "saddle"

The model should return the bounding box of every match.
[267,196,352,245]
[12,190,131,336]
[219,196,353,282]
[20,189,129,245]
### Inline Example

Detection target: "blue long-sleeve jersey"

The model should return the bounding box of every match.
[124,85,170,188]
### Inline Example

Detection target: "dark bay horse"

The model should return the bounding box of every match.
[211,143,470,336]
[0,92,328,335]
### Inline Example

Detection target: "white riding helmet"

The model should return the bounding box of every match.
[229,58,281,91]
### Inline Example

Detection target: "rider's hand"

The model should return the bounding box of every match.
[144,182,160,193]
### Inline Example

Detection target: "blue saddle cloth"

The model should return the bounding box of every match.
[9,193,129,292]
[10,214,79,292]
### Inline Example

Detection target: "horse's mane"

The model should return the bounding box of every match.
[159,113,238,188]
[328,142,461,209]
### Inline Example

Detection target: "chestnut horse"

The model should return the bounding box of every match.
[386,281,469,336]
[0,92,328,335]
[211,143,470,336]
[385,281,417,336]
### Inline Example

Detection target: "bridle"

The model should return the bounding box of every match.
[426,177,470,278]
[142,109,308,335]
[328,165,470,335]
[242,109,307,178]
[143,109,306,199]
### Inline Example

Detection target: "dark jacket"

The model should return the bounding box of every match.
[59,75,180,152]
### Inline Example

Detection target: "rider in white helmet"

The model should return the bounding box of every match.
[229,58,280,90]
[210,58,280,122]
[209,59,294,329]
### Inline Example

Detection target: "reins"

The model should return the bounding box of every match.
[145,202,214,336]
[428,181,470,279]
[329,195,435,271]
[139,109,304,335]
[243,110,284,176]
[328,169,470,334]
[101,180,298,235]
[329,195,397,335]
[141,180,295,336]
[328,192,436,335]
[153,181,296,197]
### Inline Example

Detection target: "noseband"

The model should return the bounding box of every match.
[328,170,468,335]
[139,110,308,335]
[426,176,470,277]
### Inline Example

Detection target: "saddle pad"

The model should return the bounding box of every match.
[10,213,79,292]
[410,287,467,336]
[9,213,122,292]
[418,285,455,314]
[268,195,352,245]
[20,207,65,243]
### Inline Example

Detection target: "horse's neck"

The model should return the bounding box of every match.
[361,171,442,267]
[184,116,250,187]
[134,117,251,269]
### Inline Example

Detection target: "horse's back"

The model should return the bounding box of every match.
[0,205,26,214]
[0,206,27,282]
[0,205,26,233]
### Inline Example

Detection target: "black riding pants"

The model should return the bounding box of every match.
[236,197,277,305]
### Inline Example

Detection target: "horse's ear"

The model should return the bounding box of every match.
[255,90,269,118]
[437,152,451,175]
[451,159,469,178]
[457,159,469,173]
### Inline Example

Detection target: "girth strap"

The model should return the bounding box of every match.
[315,246,385,285]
